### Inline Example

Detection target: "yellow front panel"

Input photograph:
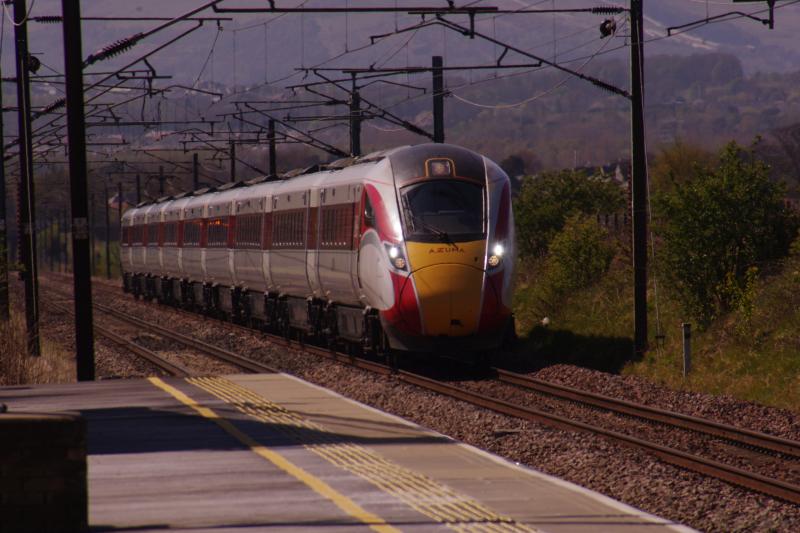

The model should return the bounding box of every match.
[405,240,485,270]
[406,241,485,336]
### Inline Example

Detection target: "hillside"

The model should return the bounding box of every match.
[512,244,800,412]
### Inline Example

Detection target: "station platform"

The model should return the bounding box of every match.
[1,374,695,532]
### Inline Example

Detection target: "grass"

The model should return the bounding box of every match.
[511,248,800,412]
[0,312,76,386]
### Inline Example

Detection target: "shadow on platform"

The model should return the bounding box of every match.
[82,404,447,456]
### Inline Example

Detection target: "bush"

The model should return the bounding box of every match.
[655,141,798,325]
[514,169,624,259]
[534,215,616,311]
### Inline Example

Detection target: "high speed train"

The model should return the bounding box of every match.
[121,143,515,356]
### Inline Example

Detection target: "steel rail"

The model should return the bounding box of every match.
[394,371,800,505]
[49,302,190,377]
[92,302,278,374]
[495,368,800,458]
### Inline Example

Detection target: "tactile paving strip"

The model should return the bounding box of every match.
[189,376,538,533]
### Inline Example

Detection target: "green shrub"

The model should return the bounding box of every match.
[514,169,624,259]
[534,215,616,311]
[654,141,798,326]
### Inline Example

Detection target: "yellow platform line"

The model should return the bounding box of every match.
[189,376,538,533]
[195,377,527,530]
[148,377,399,533]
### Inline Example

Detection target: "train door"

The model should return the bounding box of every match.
[269,189,312,296]
[317,183,361,305]
[262,194,273,290]
[306,188,322,299]
[232,194,267,289]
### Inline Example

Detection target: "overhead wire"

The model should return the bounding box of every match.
[449,21,621,109]
[1,0,36,27]
[191,23,222,90]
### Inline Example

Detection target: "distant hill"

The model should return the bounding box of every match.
[4,2,800,180]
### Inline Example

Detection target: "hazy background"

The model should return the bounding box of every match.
[1,1,799,174]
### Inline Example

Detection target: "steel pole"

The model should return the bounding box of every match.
[268,119,277,177]
[62,0,95,381]
[117,182,123,227]
[0,58,8,321]
[104,184,111,279]
[432,55,445,143]
[49,217,55,272]
[14,0,40,355]
[135,173,141,204]
[117,181,123,277]
[349,74,362,157]
[192,153,199,190]
[631,0,648,357]
[62,209,68,273]
[230,142,236,182]
[89,192,95,276]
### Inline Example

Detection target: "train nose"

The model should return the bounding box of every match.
[401,264,484,336]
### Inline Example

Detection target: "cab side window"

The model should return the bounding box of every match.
[363,195,375,228]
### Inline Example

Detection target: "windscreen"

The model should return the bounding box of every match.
[400,180,485,243]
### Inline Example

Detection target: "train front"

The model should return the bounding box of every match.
[379,144,515,353]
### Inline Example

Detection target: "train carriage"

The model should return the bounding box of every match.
[121,143,515,355]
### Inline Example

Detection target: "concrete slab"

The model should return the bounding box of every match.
[1,375,696,533]
[228,373,696,533]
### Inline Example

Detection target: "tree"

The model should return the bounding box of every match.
[545,214,615,292]
[514,169,625,258]
[499,154,525,178]
[649,140,714,194]
[530,214,616,314]
[655,141,798,325]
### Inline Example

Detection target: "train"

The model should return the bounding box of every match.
[120,143,515,357]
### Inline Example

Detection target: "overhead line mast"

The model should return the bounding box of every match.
[0,54,8,321]
[62,0,95,380]
[630,0,648,357]
[13,0,41,356]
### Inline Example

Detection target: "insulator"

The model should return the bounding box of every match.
[85,33,144,66]
[33,98,66,119]
[33,16,63,24]
[592,6,626,15]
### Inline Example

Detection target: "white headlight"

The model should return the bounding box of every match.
[492,243,505,257]
[389,246,399,259]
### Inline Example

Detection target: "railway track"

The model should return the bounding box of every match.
[92,302,278,375]
[42,274,800,505]
[494,368,800,458]
[49,302,191,377]
[47,284,277,377]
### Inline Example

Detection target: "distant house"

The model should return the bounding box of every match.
[573,160,630,186]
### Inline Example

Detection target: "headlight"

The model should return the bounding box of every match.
[385,243,408,271]
[488,242,505,268]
